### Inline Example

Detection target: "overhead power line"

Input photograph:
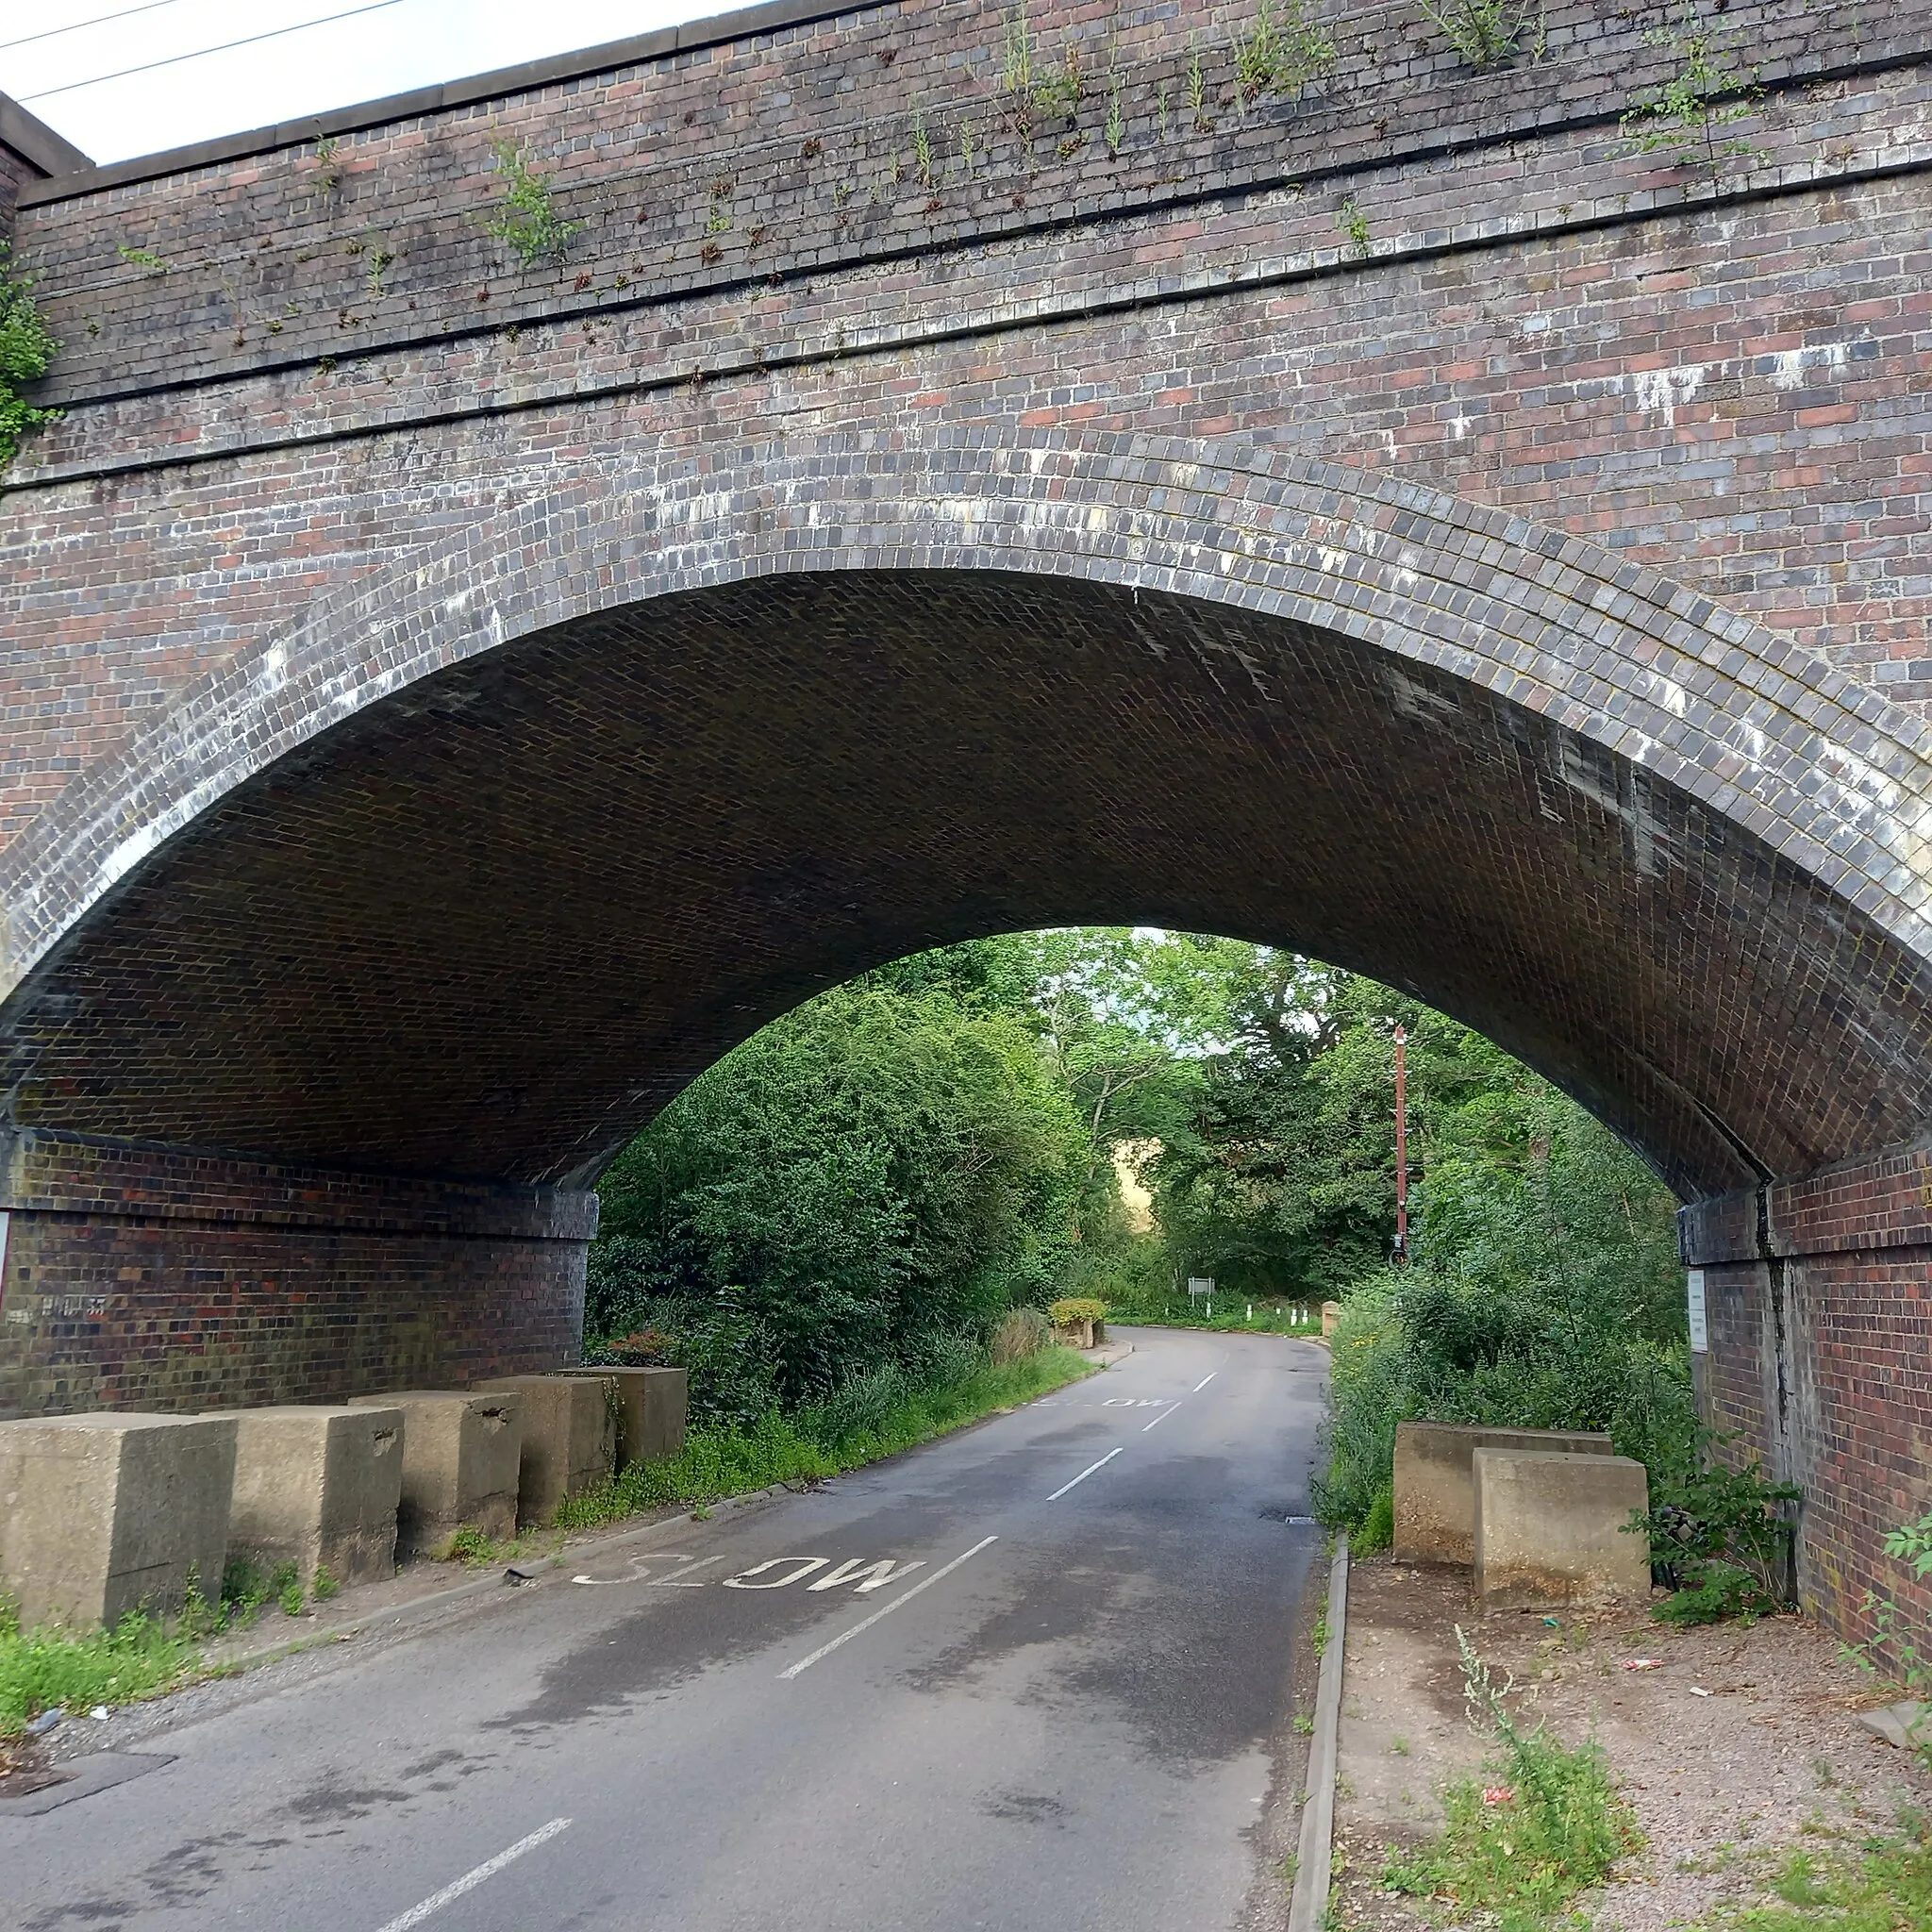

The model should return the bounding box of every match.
[1,0,191,56]
[19,0,411,100]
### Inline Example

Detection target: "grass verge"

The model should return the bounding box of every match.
[1382,1628,1642,1930]
[557,1344,1096,1531]
[0,1600,198,1740]
[1715,1824,1932,1932]
[1106,1295,1321,1337]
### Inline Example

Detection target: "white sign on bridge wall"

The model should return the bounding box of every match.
[1687,1270,1707,1354]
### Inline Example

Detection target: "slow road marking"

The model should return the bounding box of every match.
[373,1818,571,1931]
[779,1536,998,1679]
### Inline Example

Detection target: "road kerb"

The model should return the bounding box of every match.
[1288,1533,1349,1932]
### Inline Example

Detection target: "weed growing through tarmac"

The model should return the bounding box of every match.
[1381,1627,1641,1926]
[556,1346,1096,1531]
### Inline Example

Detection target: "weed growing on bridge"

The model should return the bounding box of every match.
[1337,197,1373,255]
[484,140,585,271]
[0,247,59,470]
[1233,0,1337,105]
[115,243,168,276]
[311,135,341,194]
[1106,73,1126,157]
[1415,0,1546,70]
[1621,8,1762,175]
[1187,38,1208,127]
[912,113,938,190]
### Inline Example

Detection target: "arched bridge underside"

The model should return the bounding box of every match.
[8,445,1932,1206]
[5,444,1932,1643]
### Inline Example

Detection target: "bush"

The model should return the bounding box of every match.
[1357,1481,1394,1552]
[1314,1270,1701,1539]
[1048,1297,1107,1326]
[1635,1439,1799,1622]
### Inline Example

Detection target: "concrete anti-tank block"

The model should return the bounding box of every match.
[1394,1421,1613,1566]
[554,1367,687,1468]
[221,1406,403,1587]
[0,1412,238,1630]
[347,1391,520,1557]
[1321,1301,1341,1338]
[476,1375,614,1523]
[1473,1449,1651,1606]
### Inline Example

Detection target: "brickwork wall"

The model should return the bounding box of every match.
[1685,1151,1932,1641]
[0,0,1926,851]
[0,1132,594,1419]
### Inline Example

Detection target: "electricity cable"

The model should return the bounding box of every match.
[19,0,411,100]
[1,0,191,56]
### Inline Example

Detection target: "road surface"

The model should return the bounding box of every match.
[4,1327,1329,1932]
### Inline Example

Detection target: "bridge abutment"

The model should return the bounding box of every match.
[0,1133,592,1419]
[1682,1150,1932,1640]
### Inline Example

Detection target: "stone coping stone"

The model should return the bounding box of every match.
[1393,1421,1613,1567]
[553,1367,687,1468]
[1473,1449,1651,1607]
[476,1375,615,1523]
[347,1391,520,1557]
[0,1413,237,1629]
[215,1405,404,1588]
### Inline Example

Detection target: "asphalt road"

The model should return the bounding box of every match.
[4,1327,1330,1932]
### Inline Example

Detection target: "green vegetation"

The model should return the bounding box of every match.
[1384,1628,1642,1925]
[484,139,584,270]
[558,1344,1092,1529]
[1717,1826,1932,1932]
[1232,0,1336,104]
[582,927,1768,1611]
[0,246,59,470]
[1621,7,1761,174]
[1847,1507,1932,1767]
[1416,0,1544,70]
[0,1599,195,1738]
[1638,1449,1800,1624]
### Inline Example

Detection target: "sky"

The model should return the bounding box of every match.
[4,0,723,166]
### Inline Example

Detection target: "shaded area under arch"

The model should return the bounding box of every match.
[2,565,1926,1201]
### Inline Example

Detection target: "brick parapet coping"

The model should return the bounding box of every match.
[0,1130,598,1241]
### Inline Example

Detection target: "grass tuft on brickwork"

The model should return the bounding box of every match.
[556,1344,1095,1530]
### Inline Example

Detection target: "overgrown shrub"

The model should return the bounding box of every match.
[0,246,59,470]
[1635,1440,1799,1623]
[1048,1297,1106,1327]
[991,1307,1051,1363]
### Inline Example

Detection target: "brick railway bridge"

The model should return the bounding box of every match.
[1,0,1930,1631]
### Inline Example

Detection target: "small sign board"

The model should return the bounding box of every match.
[1687,1270,1707,1354]
[1187,1276,1214,1300]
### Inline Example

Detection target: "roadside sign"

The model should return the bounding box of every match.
[1187,1277,1213,1299]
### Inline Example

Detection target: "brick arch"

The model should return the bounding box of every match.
[4,436,1932,1200]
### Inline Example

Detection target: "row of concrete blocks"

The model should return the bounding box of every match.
[1391,1421,1652,1605]
[0,1367,687,1633]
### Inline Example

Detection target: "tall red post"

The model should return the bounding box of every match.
[1393,1024,1408,1261]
